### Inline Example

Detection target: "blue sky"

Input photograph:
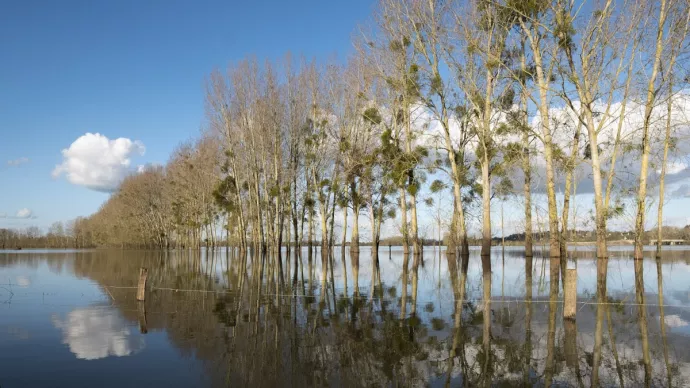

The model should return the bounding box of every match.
[0,0,374,228]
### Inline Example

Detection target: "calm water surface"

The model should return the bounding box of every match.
[2,246,690,387]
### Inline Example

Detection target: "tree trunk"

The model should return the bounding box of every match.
[634,0,668,260]
[587,127,608,260]
[369,203,379,301]
[519,40,533,257]
[657,73,674,258]
[308,208,314,268]
[351,249,360,297]
[399,188,410,256]
[350,182,360,253]
[451,165,469,256]
[318,200,329,300]
[350,201,360,296]
[408,180,420,256]
[293,206,300,284]
[443,118,469,255]
[604,58,634,214]
[560,117,581,288]
[564,38,609,261]
[521,21,560,260]
[481,156,491,256]
[522,130,533,257]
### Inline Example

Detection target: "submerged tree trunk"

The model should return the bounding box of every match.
[369,203,381,301]
[544,257,559,387]
[308,207,314,275]
[410,250,420,317]
[523,255,533,385]
[318,200,329,303]
[292,208,300,285]
[340,205,348,296]
[480,255,492,388]
[636,257,652,387]
[657,257,673,387]
[351,249,360,297]
[400,259,409,320]
[591,258,607,387]
[606,303,625,388]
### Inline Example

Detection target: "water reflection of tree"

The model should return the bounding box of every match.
[5,250,690,387]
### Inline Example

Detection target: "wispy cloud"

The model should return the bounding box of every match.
[15,208,33,219]
[671,184,690,198]
[0,209,36,220]
[6,157,29,167]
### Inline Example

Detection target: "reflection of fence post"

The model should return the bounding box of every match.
[138,301,148,334]
[136,267,148,301]
[563,319,578,367]
[564,260,577,320]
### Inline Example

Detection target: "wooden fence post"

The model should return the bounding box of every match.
[564,260,577,320]
[136,267,148,301]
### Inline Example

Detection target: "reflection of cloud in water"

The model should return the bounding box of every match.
[15,276,30,287]
[665,314,689,328]
[4,325,29,340]
[51,306,144,360]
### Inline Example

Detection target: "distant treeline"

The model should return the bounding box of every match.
[4,225,688,250]
[0,226,444,249]
[494,226,690,244]
[0,219,91,249]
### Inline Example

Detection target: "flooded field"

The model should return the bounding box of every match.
[2,246,690,387]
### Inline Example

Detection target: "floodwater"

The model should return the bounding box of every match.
[2,246,690,387]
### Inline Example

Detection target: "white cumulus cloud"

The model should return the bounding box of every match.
[15,208,33,219]
[52,133,145,192]
[51,306,145,360]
